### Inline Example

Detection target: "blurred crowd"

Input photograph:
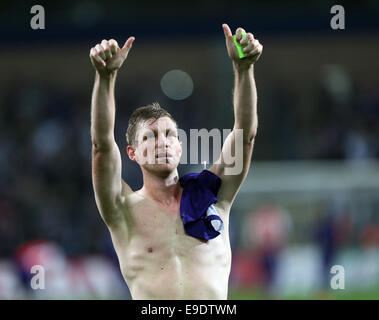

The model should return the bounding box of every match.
[261,65,379,161]
[230,197,379,296]
[0,84,106,258]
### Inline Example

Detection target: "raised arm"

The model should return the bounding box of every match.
[90,37,134,228]
[209,24,263,209]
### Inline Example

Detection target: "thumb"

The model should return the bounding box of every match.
[222,23,233,39]
[121,36,135,53]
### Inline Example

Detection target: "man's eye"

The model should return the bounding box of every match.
[143,134,154,141]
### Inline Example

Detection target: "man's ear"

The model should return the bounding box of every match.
[127,145,136,161]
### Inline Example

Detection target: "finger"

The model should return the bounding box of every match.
[108,39,118,55]
[101,39,108,49]
[90,48,106,67]
[101,40,112,60]
[245,43,263,57]
[222,23,232,38]
[236,27,246,41]
[95,44,107,61]
[240,33,254,46]
[121,36,135,53]
[243,39,260,53]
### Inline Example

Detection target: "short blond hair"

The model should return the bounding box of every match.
[126,102,178,146]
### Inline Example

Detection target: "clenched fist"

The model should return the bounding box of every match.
[89,37,135,77]
[222,24,263,69]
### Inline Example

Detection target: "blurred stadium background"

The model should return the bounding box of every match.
[0,1,379,299]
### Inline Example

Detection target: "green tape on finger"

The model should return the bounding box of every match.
[233,31,247,59]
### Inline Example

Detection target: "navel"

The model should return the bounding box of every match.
[147,247,153,253]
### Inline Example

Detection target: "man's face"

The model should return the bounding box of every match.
[128,117,182,175]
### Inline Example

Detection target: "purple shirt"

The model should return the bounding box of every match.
[179,170,224,241]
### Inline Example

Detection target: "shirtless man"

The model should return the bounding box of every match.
[89,24,263,300]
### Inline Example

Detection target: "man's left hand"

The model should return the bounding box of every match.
[222,24,263,69]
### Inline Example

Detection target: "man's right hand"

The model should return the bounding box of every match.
[90,37,135,77]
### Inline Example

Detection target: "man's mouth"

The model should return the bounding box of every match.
[155,152,173,159]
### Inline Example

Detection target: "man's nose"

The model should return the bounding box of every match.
[156,131,168,148]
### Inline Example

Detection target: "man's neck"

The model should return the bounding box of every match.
[139,169,181,207]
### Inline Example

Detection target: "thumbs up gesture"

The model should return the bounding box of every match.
[89,37,135,77]
[222,24,263,69]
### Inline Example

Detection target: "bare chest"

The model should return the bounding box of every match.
[125,195,230,258]
[130,198,182,239]
[115,195,231,298]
